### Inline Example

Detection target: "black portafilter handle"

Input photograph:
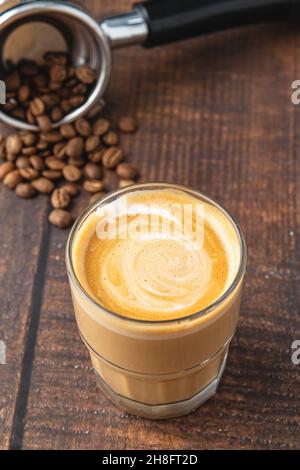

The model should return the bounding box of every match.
[134,0,300,47]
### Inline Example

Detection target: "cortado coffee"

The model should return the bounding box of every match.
[67,183,246,419]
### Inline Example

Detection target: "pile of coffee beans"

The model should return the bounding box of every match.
[0,53,140,229]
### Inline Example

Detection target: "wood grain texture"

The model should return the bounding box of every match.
[1,0,300,449]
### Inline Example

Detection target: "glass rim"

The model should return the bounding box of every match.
[65,182,247,325]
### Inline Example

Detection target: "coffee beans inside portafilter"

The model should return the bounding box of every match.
[0,52,140,229]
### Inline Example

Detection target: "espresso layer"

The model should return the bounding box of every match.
[73,189,238,321]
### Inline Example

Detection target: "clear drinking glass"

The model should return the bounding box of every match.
[66,183,247,419]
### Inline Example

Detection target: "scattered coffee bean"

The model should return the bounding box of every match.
[85,135,100,153]
[32,177,54,194]
[66,136,84,159]
[89,192,106,204]
[63,165,81,182]
[116,162,138,180]
[16,157,30,169]
[29,155,45,171]
[49,209,73,229]
[83,163,102,180]
[102,147,124,169]
[61,182,79,197]
[83,179,105,193]
[93,118,110,136]
[19,167,39,180]
[0,162,14,181]
[118,116,138,133]
[102,130,119,146]
[36,115,52,132]
[45,156,65,171]
[29,97,45,116]
[75,118,91,137]
[75,65,96,84]
[6,134,22,155]
[3,170,23,189]
[42,170,62,181]
[15,183,36,199]
[60,123,76,139]
[51,188,71,209]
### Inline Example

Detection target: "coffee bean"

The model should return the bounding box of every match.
[50,64,67,83]
[36,141,49,151]
[102,147,124,169]
[16,157,30,169]
[19,167,39,180]
[51,106,63,122]
[42,170,62,181]
[119,179,135,188]
[63,165,81,182]
[116,162,138,180]
[75,65,96,84]
[102,130,119,146]
[18,85,30,103]
[118,116,138,133]
[29,97,45,116]
[36,115,52,132]
[53,142,67,159]
[85,135,100,153]
[6,153,17,162]
[60,123,76,139]
[3,170,23,189]
[66,136,84,159]
[15,183,36,199]
[83,163,103,180]
[68,158,85,168]
[61,99,72,113]
[93,118,110,136]
[26,109,36,124]
[75,118,91,137]
[6,70,21,91]
[87,103,103,119]
[42,94,60,108]
[32,177,54,194]
[89,192,106,205]
[30,156,45,171]
[72,83,87,95]
[44,51,68,65]
[51,188,71,209]
[6,134,22,155]
[83,179,105,193]
[61,182,79,197]
[88,149,105,163]
[49,209,73,229]
[41,132,63,143]
[0,162,14,181]
[21,146,36,156]
[69,95,85,107]
[45,156,65,171]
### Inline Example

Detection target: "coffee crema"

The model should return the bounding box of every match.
[73,189,237,321]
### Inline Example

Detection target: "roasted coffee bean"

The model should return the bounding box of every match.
[75,65,96,84]
[119,179,135,188]
[18,85,30,103]
[72,83,87,95]
[42,170,62,181]
[15,183,36,199]
[34,73,48,88]
[6,153,17,162]
[53,142,67,158]
[51,106,63,122]
[44,51,68,65]
[118,116,138,133]
[41,132,63,143]
[89,191,106,205]
[36,141,49,151]
[29,97,45,116]
[85,135,100,153]
[6,134,22,155]
[88,150,104,163]
[50,64,67,83]
[3,170,22,189]
[42,94,60,108]
[93,118,110,136]
[16,157,30,169]
[19,167,39,181]
[87,103,103,119]
[51,188,71,209]
[21,132,37,146]
[39,150,51,158]
[102,147,123,169]
[116,162,138,180]
[36,115,52,132]
[29,155,45,171]
[45,156,65,171]
[83,163,103,180]
[61,99,72,113]
[60,123,76,139]
[69,95,85,107]
[0,162,14,181]
[63,165,81,182]
[57,87,70,99]
[49,209,73,229]
[68,158,85,168]
[102,130,119,146]
[26,109,36,124]
[83,179,105,193]
[21,146,36,156]
[61,182,79,197]
[66,136,84,159]
[75,118,91,137]
[32,177,54,194]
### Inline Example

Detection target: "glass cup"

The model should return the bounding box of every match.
[66,183,247,419]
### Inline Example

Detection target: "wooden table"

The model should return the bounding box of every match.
[1,0,300,450]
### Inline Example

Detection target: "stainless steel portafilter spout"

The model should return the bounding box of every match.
[1,0,299,131]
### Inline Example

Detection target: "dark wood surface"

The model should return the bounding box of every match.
[1,0,300,450]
